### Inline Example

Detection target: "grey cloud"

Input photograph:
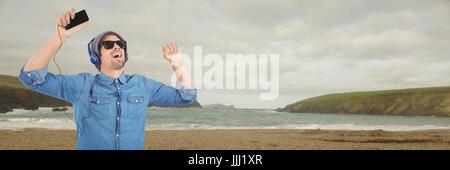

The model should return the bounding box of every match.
[1,0,449,109]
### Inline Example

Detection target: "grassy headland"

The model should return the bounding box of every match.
[278,86,450,117]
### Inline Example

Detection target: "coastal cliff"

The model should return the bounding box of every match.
[277,86,450,117]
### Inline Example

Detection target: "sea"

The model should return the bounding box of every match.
[0,107,449,131]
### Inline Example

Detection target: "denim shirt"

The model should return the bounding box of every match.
[18,67,197,150]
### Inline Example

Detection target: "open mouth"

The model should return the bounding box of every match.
[113,54,120,58]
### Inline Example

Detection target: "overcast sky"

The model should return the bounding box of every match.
[1,0,449,109]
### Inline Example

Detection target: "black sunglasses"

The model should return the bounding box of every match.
[101,40,126,49]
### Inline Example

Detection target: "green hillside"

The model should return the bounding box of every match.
[278,86,450,117]
[0,75,27,89]
[0,75,71,113]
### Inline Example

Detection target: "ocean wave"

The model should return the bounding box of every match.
[0,118,72,123]
[3,107,74,115]
[4,108,33,115]
[0,119,75,130]
[1,117,449,131]
[146,123,450,131]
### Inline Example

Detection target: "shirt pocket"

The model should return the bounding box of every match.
[127,95,146,119]
[88,96,111,120]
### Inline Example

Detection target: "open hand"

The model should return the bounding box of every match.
[162,43,182,68]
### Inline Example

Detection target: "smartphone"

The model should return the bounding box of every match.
[65,10,89,30]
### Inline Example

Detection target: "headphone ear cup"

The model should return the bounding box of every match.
[88,38,100,66]
[90,53,100,66]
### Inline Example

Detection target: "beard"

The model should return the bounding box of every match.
[108,60,125,70]
[110,62,125,70]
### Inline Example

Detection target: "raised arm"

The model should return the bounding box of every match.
[23,8,88,72]
[19,8,90,104]
[162,43,193,89]
[143,44,197,106]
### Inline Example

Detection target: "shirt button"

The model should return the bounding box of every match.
[116,134,119,137]
[27,73,31,76]
[96,100,100,104]
[117,117,120,121]
[117,102,120,105]
[135,100,138,102]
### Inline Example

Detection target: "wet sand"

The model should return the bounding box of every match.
[0,129,449,150]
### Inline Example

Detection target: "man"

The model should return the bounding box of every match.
[18,8,197,150]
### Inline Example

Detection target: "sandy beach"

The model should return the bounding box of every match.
[0,129,449,150]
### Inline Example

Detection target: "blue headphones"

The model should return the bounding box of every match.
[87,35,128,68]
[87,38,100,66]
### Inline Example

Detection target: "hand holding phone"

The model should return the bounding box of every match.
[56,8,89,43]
[65,10,89,30]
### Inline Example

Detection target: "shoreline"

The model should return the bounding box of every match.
[0,128,449,150]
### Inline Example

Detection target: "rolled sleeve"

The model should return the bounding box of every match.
[18,66,86,104]
[175,83,197,103]
[19,67,49,86]
[145,76,198,106]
